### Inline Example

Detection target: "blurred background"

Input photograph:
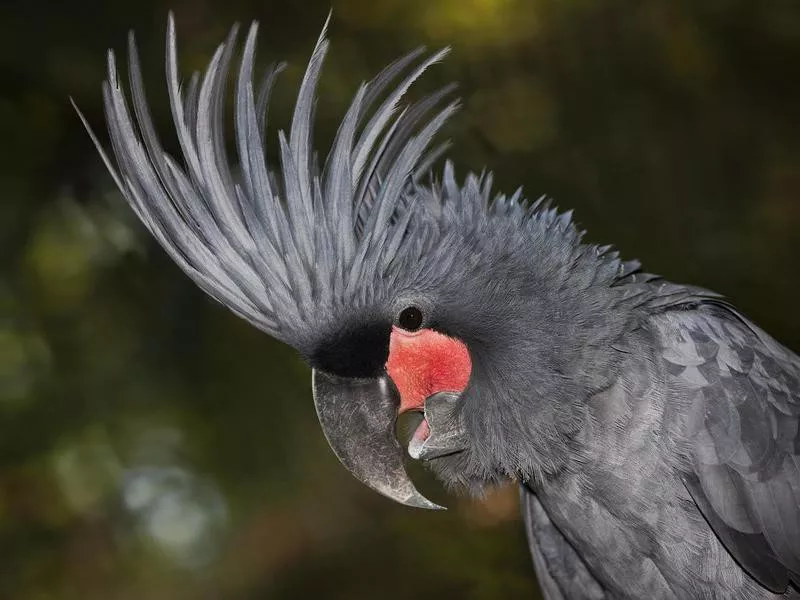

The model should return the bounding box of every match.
[2,0,800,598]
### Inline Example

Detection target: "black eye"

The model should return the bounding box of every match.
[397,306,424,331]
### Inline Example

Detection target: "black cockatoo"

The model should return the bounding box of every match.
[77,15,800,600]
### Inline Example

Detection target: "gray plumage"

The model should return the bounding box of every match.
[78,16,800,600]
[522,489,607,599]
[519,293,800,599]
[666,303,800,593]
[75,12,457,356]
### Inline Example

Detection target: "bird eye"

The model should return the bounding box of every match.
[397,306,424,331]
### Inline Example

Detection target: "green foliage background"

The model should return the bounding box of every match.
[2,0,799,597]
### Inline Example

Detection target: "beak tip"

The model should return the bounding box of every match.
[405,496,447,510]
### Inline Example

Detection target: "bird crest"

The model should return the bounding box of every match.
[75,12,460,353]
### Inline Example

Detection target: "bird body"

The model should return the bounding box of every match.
[77,15,800,599]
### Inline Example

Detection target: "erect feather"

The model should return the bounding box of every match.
[351,47,450,184]
[75,13,458,352]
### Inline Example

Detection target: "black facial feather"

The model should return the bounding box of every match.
[308,321,391,378]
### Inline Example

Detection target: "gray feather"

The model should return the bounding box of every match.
[76,13,457,352]
[657,302,800,592]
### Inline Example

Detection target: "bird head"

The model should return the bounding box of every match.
[78,14,637,509]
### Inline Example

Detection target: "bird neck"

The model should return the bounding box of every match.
[456,245,650,483]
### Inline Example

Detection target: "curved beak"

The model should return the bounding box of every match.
[312,369,443,510]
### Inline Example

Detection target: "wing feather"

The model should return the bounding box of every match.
[657,302,800,592]
[520,485,607,600]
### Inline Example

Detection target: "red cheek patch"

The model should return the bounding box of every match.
[385,326,472,414]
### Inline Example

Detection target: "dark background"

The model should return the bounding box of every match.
[2,0,799,598]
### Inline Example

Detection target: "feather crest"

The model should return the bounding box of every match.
[76,13,457,350]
